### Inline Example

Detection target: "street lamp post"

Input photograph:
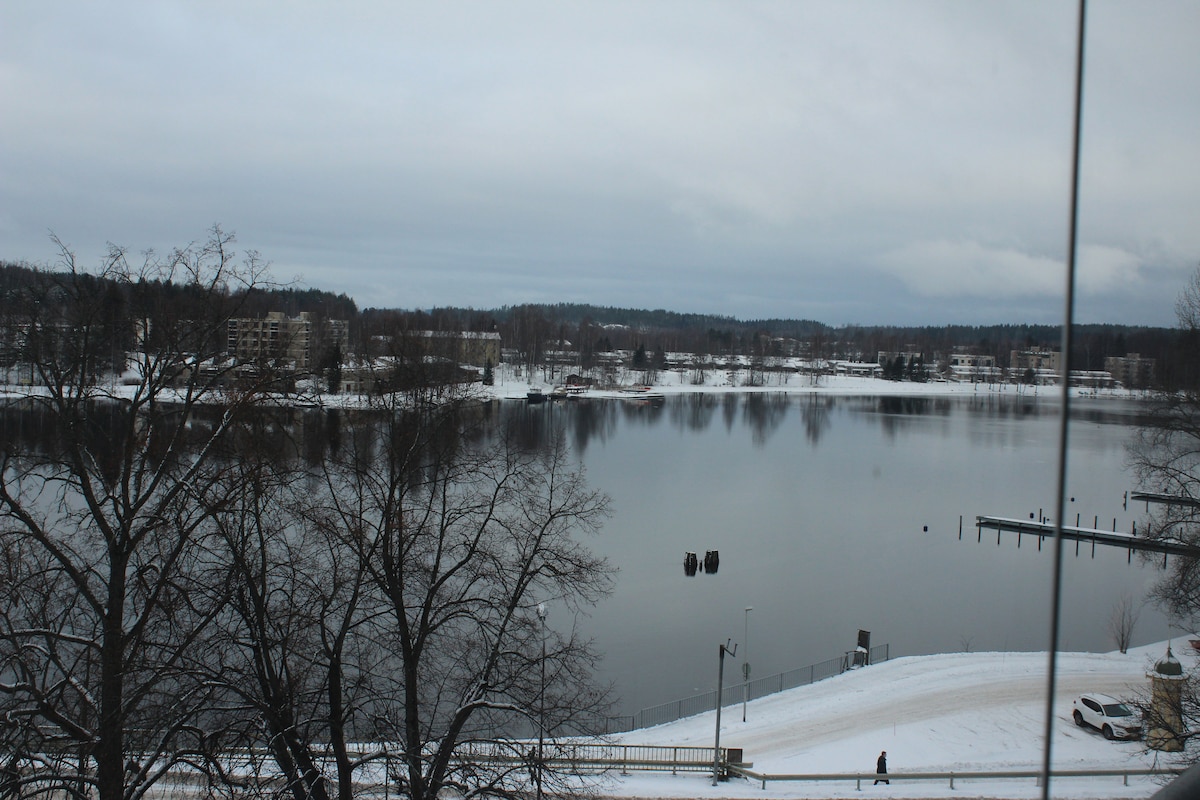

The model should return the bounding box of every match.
[712,639,736,786]
[536,603,547,800]
[742,606,753,722]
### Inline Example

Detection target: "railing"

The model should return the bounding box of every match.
[605,642,889,732]
[728,764,1184,792]
[9,744,737,800]
[452,741,724,774]
[17,744,1179,798]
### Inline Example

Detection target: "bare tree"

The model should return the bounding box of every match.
[203,445,376,800]
[314,387,615,800]
[1126,266,1200,763]
[506,305,552,382]
[188,373,615,800]
[1129,267,1200,623]
[1108,593,1141,654]
[1174,266,1200,333]
[0,228,278,800]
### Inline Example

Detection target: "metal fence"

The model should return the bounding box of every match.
[605,643,889,733]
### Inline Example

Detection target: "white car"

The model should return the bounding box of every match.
[1072,694,1141,740]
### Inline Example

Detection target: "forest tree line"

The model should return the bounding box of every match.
[0,259,1191,388]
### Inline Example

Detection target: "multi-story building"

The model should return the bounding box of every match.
[227,311,350,371]
[948,351,999,382]
[1009,349,1062,375]
[1105,353,1156,389]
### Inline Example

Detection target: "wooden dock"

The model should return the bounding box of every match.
[1129,491,1200,509]
[973,515,1200,559]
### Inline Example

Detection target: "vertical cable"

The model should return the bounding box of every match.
[1041,1,1087,797]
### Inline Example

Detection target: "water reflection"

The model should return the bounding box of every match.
[799,395,833,446]
[741,393,791,447]
[498,392,1146,451]
[668,393,719,434]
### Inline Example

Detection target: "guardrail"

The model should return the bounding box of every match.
[727,764,1184,792]
[453,742,731,775]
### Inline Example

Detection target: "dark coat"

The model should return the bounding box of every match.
[876,754,887,774]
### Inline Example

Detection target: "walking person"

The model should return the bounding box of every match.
[874,750,889,785]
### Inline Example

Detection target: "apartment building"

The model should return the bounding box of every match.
[227,311,350,370]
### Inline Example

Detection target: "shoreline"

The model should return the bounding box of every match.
[484,369,1150,403]
[0,370,1152,410]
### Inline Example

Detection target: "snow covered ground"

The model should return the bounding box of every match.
[584,641,1193,799]
[484,365,1141,402]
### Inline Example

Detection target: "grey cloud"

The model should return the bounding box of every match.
[2,1,1197,326]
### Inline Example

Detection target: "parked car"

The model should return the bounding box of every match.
[1072,694,1141,740]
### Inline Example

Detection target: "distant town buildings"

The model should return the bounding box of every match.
[7,304,1163,394]
[1005,349,1154,389]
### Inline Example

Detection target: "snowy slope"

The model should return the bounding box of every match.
[591,641,1194,799]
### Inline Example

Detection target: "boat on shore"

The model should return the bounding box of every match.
[619,385,665,403]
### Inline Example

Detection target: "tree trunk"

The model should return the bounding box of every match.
[327,653,354,800]
[96,556,127,800]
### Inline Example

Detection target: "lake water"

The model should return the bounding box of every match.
[507,392,1173,717]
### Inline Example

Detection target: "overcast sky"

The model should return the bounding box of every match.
[3,1,1198,326]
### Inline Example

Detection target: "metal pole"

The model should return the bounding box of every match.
[537,603,547,800]
[1042,4,1086,799]
[713,640,734,786]
[741,615,749,722]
